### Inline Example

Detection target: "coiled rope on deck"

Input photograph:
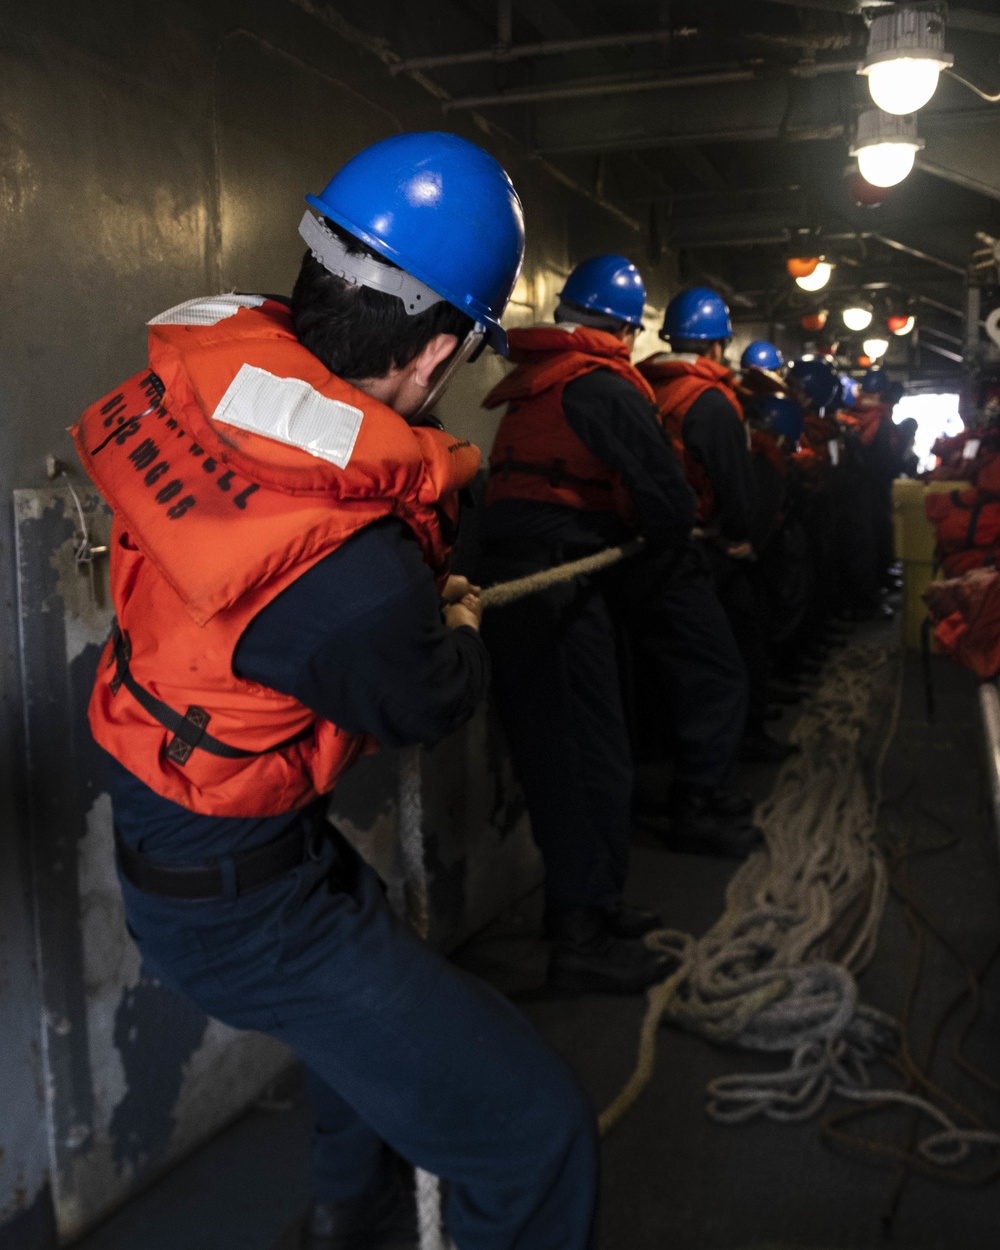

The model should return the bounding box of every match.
[398,545,1000,1250]
[599,645,1000,1172]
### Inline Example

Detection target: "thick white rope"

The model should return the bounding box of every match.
[477,538,644,610]
[600,646,1000,1167]
[398,745,452,1250]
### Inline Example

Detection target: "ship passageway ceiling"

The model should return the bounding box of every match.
[329,0,1000,381]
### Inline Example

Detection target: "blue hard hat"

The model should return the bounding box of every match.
[862,366,889,395]
[752,395,804,444]
[560,254,646,327]
[661,287,733,341]
[306,132,525,355]
[741,340,784,372]
[788,357,841,412]
[839,374,860,407]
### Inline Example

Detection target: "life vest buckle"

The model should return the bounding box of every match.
[165,706,212,766]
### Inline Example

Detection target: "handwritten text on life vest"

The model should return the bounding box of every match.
[91,371,260,518]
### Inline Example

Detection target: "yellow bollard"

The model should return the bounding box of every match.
[892,479,971,651]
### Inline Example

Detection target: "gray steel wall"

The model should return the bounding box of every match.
[0,3,675,1245]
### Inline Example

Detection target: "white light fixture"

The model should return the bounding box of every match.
[890,314,916,336]
[860,6,952,116]
[864,337,890,360]
[851,110,924,188]
[795,261,833,292]
[843,302,874,332]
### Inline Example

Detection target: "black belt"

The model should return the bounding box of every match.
[115,821,319,900]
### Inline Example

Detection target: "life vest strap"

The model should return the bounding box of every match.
[489,448,613,492]
[108,622,310,765]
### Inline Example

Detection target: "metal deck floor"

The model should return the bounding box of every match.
[76,631,1000,1250]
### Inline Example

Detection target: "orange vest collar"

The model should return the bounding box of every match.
[73,306,480,625]
[484,324,655,408]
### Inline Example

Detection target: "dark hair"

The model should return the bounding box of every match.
[291,220,473,380]
[554,299,627,335]
[667,337,722,356]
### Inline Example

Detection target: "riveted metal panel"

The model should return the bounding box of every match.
[14,486,291,1244]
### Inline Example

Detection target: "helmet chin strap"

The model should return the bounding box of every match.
[412,326,486,420]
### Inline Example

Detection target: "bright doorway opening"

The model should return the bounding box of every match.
[893,392,963,473]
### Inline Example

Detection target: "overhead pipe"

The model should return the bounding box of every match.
[920,325,965,347]
[442,57,858,111]
[868,234,966,276]
[669,229,964,270]
[389,26,697,75]
[539,122,847,155]
[921,339,964,363]
[915,157,1000,205]
[537,106,993,157]
[914,293,964,319]
[286,0,643,232]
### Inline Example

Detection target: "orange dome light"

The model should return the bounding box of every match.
[801,310,829,332]
[858,355,873,368]
[787,256,821,279]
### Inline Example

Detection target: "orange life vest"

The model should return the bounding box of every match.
[750,427,788,480]
[637,354,743,524]
[483,324,656,520]
[802,411,841,465]
[928,428,1000,489]
[72,297,480,818]
[848,395,891,447]
[925,487,1000,578]
[924,568,1000,680]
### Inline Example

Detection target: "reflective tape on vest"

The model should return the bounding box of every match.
[213,364,364,470]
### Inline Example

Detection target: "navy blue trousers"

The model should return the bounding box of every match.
[483,544,748,917]
[119,827,598,1249]
[484,571,633,915]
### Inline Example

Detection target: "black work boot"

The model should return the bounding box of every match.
[643,790,763,860]
[595,895,664,940]
[548,909,676,995]
[301,1157,418,1250]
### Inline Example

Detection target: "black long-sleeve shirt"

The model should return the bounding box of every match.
[682,387,756,543]
[483,368,696,547]
[106,518,488,862]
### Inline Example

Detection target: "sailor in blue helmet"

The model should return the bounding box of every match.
[741,339,785,374]
[480,255,756,987]
[852,367,903,599]
[862,364,889,396]
[839,373,861,410]
[641,291,796,767]
[86,133,598,1250]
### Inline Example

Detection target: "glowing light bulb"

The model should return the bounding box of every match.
[857,141,918,188]
[889,315,915,336]
[863,337,890,360]
[866,58,943,115]
[795,262,833,292]
[843,304,874,332]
